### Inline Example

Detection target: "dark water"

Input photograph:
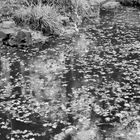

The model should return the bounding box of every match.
[1,5,140,140]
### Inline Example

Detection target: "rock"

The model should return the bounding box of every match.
[1,21,16,29]
[0,28,17,35]
[0,20,17,35]
[74,128,99,140]
[59,16,70,26]
[0,31,7,40]
[0,31,11,45]
[15,31,32,44]
[0,31,11,44]
[31,31,48,42]
[102,1,120,9]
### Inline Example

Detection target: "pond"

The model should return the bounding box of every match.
[1,5,140,140]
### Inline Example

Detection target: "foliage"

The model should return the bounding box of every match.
[1,30,140,139]
[83,42,140,139]
[55,39,140,139]
[0,35,69,139]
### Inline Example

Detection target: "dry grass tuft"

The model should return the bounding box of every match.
[13,2,64,35]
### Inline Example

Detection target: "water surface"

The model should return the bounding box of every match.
[1,5,140,140]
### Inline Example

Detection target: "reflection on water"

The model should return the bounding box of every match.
[1,5,140,140]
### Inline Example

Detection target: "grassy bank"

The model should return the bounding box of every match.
[0,0,102,36]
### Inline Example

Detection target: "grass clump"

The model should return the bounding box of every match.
[13,0,100,34]
[1,0,101,35]
[0,0,17,20]
[49,0,100,24]
[13,2,65,35]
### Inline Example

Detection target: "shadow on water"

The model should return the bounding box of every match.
[1,5,140,140]
[10,59,22,98]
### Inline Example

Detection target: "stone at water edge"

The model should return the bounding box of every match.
[0,31,10,43]
[15,31,32,44]
[31,31,48,42]
[0,31,7,40]
[101,1,120,9]
[74,128,99,140]
[0,20,18,36]
[1,21,16,29]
